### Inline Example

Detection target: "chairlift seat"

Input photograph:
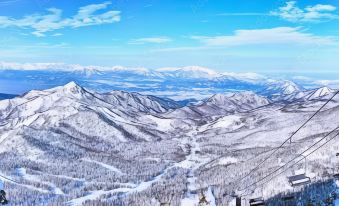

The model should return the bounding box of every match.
[288,174,311,187]
[249,197,265,206]
[333,173,339,178]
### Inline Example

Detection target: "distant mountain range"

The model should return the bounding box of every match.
[0,63,329,101]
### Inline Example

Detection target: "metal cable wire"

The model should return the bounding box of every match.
[234,91,339,189]
[239,127,339,196]
[0,174,19,184]
[260,131,339,188]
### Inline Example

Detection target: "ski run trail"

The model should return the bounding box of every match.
[66,127,217,206]
[179,130,216,206]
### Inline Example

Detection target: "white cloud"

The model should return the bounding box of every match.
[311,79,339,89]
[52,33,63,37]
[0,0,20,5]
[0,1,120,37]
[314,79,339,86]
[306,4,336,12]
[270,1,339,22]
[129,37,172,44]
[292,76,313,81]
[191,27,337,46]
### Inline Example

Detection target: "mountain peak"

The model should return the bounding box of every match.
[308,86,334,100]
[208,91,269,107]
[282,81,300,94]
[317,86,333,93]
[181,66,218,75]
[44,81,86,97]
[262,80,302,99]
[208,93,234,103]
[272,80,301,95]
[64,81,79,89]
[156,66,221,79]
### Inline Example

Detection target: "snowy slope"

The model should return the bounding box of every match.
[0,82,338,205]
[0,82,189,149]
[306,86,335,100]
[103,90,180,113]
[260,80,303,101]
[166,91,270,119]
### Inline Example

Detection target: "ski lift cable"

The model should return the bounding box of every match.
[212,126,339,198]
[207,127,338,198]
[238,127,339,196]
[234,91,339,188]
[0,174,19,184]
[247,130,339,196]
[238,126,339,192]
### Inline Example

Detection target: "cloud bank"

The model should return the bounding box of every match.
[0,1,120,36]
[191,27,337,46]
[129,37,172,44]
[271,1,339,22]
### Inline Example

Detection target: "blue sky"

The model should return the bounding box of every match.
[0,0,339,74]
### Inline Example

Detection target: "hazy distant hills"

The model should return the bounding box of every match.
[0,65,307,101]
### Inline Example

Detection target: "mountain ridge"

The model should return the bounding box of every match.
[0,82,339,205]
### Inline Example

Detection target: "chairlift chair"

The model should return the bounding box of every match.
[249,197,265,206]
[288,174,311,187]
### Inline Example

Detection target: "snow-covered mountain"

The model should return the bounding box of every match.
[207,91,270,109]
[102,90,181,113]
[0,63,313,102]
[155,66,222,79]
[165,91,270,119]
[306,86,335,100]
[270,86,337,103]
[1,83,339,205]
[0,82,186,144]
[259,80,303,100]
